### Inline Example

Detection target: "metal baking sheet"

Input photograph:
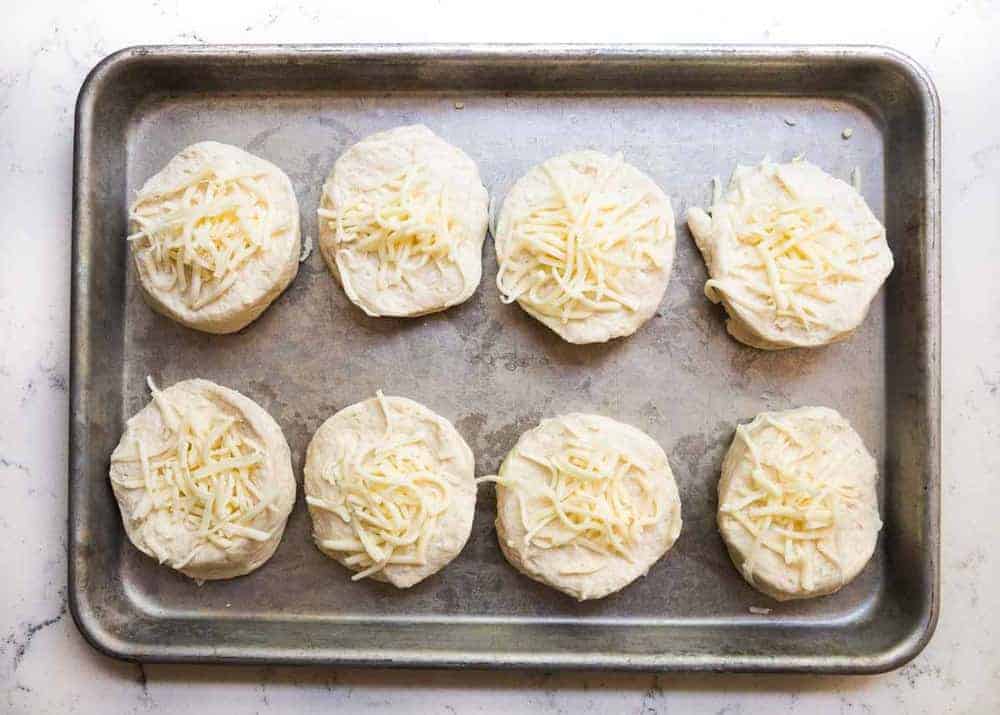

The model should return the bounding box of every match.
[69,44,940,672]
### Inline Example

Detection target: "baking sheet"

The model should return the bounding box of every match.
[70,45,940,671]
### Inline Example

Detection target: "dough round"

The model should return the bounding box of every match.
[304,393,476,588]
[494,150,676,344]
[128,141,301,334]
[717,406,882,601]
[487,414,682,601]
[686,159,893,349]
[109,378,296,581]
[318,125,489,317]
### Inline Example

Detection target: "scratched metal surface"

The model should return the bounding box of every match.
[69,45,940,671]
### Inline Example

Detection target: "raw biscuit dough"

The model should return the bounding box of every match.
[128,141,301,334]
[317,125,489,317]
[109,378,296,581]
[494,150,676,344]
[717,406,882,601]
[483,413,682,601]
[304,392,476,588]
[686,159,893,349]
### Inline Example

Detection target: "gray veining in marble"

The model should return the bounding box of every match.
[1,0,998,712]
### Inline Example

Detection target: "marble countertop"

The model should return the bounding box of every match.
[2,1,997,712]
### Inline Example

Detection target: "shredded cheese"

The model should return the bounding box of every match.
[706,163,879,332]
[299,234,313,263]
[311,392,453,581]
[719,417,861,592]
[128,165,286,309]
[321,164,464,292]
[480,420,665,566]
[495,153,668,325]
[110,378,275,560]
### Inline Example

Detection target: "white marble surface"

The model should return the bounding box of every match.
[2,0,997,712]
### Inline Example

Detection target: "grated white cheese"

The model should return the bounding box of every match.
[720,418,861,592]
[479,421,665,565]
[708,162,872,332]
[299,234,313,263]
[488,194,499,239]
[110,378,275,559]
[321,164,464,292]
[312,391,453,581]
[495,153,667,325]
[128,168,285,309]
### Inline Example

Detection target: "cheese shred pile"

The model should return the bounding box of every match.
[705,164,882,332]
[110,378,275,565]
[719,416,860,591]
[128,167,284,309]
[320,165,463,292]
[480,421,664,573]
[496,154,667,325]
[307,392,453,581]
